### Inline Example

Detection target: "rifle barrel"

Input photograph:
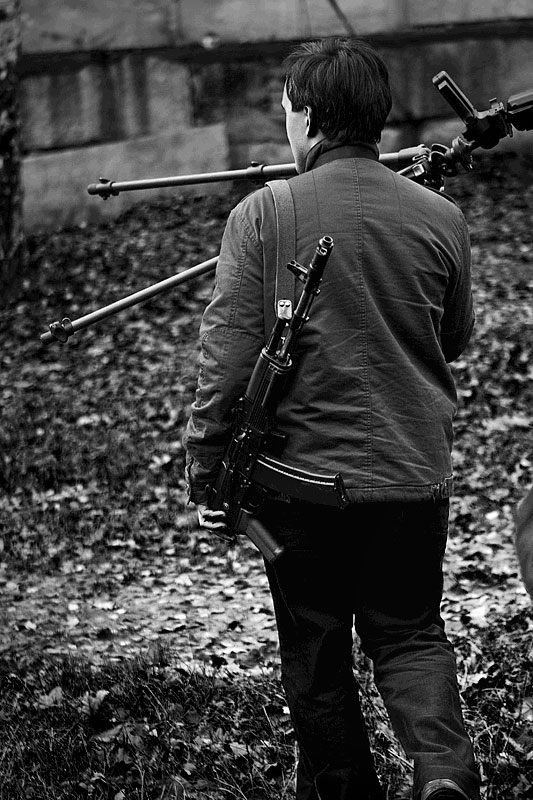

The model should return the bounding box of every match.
[87,163,297,197]
[87,148,427,198]
[40,256,218,345]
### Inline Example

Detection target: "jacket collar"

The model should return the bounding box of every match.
[304,139,380,172]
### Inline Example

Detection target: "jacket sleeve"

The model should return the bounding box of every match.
[440,211,475,363]
[182,202,266,504]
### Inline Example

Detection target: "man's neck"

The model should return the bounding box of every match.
[304,139,380,172]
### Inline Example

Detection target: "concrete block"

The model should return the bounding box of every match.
[178,0,297,43]
[227,106,287,148]
[303,0,405,35]
[409,0,533,26]
[22,123,229,231]
[496,39,533,97]
[20,54,194,152]
[223,61,285,110]
[147,57,191,133]
[177,0,401,44]
[19,73,54,150]
[21,0,401,52]
[21,0,180,52]
[19,0,533,55]
[385,37,533,123]
[20,60,141,150]
[386,47,433,123]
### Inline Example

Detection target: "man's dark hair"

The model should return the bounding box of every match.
[283,37,392,143]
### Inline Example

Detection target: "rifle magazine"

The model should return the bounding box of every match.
[252,454,349,508]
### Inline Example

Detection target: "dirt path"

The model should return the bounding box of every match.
[1,533,280,670]
[2,505,530,673]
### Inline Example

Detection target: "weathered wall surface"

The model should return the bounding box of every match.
[408,0,533,26]
[20,0,533,50]
[17,1,533,230]
[20,0,404,51]
[23,126,229,229]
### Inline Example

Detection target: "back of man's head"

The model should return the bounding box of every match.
[283,37,392,144]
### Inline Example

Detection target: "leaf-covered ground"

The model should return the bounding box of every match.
[0,153,532,798]
[0,189,283,669]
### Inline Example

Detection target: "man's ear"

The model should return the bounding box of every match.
[305,105,319,138]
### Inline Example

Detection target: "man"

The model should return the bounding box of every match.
[515,484,533,597]
[183,37,480,800]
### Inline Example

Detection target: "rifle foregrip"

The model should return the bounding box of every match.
[240,511,285,563]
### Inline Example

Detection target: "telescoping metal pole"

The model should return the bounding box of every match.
[40,256,218,345]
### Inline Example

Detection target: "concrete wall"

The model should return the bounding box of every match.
[408,0,533,26]
[20,0,406,52]
[17,1,533,230]
[22,126,229,229]
[20,0,533,50]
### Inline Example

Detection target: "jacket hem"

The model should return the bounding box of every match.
[343,476,454,504]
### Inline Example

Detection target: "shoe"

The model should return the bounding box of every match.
[420,779,470,800]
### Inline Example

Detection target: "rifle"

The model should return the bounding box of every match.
[39,70,533,345]
[206,235,335,563]
[86,148,425,199]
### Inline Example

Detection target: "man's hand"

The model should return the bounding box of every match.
[197,503,229,535]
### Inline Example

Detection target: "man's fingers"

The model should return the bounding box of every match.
[202,518,227,530]
[197,504,227,530]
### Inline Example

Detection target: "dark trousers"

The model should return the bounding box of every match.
[258,499,480,800]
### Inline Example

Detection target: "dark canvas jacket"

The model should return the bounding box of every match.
[183,142,474,505]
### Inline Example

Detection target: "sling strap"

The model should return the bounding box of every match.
[264,179,297,339]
